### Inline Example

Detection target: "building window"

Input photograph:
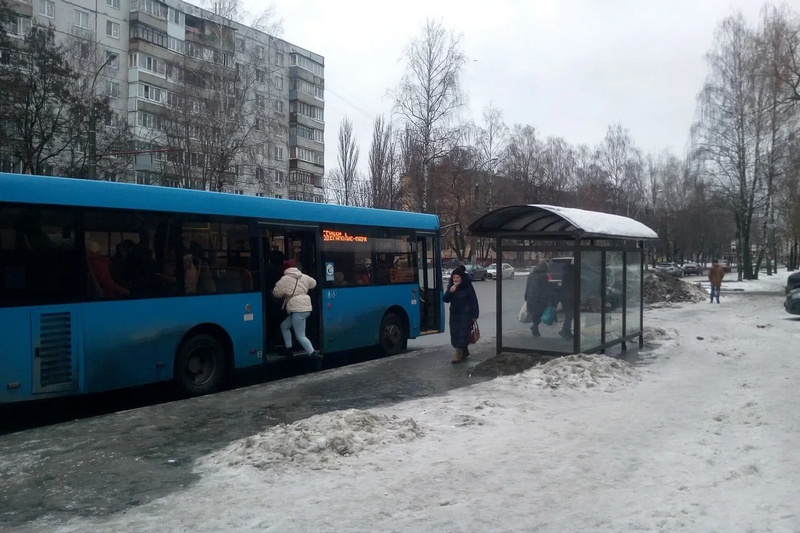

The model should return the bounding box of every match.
[106,0,120,9]
[105,50,119,69]
[273,99,284,113]
[293,147,323,166]
[74,9,89,28]
[274,146,284,160]
[275,171,285,185]
[76,42,92,60]
[256,69,265,83]
[5,16,32,37]
[255,167,265,181]
[39,0,54,18]
[168,37,184,54]
[275,51,284,66]
[138,83,164,104]
[273,75,283,90]
[236,38,245,52]
[290,53,323,76]
[106,20,120,39]
[233,189,244,195]
[168,7,183,25]
[105,80,120,99]
[291,100,323,122]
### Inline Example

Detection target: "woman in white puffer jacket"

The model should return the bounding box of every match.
[272,259,321,366]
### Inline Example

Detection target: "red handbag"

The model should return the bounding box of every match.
[468,320,480,344]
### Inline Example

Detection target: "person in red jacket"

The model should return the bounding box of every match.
[707,259,725,304]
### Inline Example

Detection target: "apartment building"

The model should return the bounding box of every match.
[1,0,325,201]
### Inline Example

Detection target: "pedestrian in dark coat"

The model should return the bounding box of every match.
[442,265,479,363]
[525,261,551,337]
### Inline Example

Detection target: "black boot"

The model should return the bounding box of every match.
[531,324,541,337]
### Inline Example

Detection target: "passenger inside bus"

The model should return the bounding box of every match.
[86,239,130,298]
[188,241,217,294]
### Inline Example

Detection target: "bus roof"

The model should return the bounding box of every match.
[1,173,439,231]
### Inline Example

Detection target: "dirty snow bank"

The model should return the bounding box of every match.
[506,353,639,391]
[200,409,424,471]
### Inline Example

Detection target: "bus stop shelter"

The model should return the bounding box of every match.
[468,205,658,356]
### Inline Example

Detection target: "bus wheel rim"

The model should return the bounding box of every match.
[187,346,214,384]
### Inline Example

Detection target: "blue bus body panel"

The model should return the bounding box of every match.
[320,284,421,353]
[0,294,263,403]
[0,173,440,231]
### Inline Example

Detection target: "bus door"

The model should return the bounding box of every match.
[258,223,320,357]
[416,232,442,334]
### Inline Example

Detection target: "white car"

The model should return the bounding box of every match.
[486,262,515,280]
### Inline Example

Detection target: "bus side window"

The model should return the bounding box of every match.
[1,206,81,306]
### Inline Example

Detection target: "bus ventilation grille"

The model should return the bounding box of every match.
[39,312,74,388]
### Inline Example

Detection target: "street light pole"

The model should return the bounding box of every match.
[88,53,117,180]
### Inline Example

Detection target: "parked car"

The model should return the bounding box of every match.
[717,260,732,273]
[786,271,800,295]
[655,262,682,276]
[784,287,800,315]
[463,263,488,281]
[486,262,515,280]
[442,262,489,282]
[682,261,703,276]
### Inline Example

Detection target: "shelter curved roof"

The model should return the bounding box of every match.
[468,204,658,240]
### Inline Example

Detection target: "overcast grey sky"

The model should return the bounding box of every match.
[260,0,769,174]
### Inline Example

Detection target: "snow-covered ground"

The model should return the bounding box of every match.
[36,271,800,533]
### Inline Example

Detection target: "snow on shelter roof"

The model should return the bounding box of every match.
[468,205,658,240]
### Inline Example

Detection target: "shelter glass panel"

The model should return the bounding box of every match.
[604,251,624,343]
[625,251,642,336]
[579,251,603,353]
[501,262,572,355]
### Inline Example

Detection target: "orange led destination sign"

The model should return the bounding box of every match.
[323,229,368,243]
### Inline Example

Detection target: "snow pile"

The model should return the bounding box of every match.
[509,353,639,391]
[471,352,547,377]
[642,325,679,345]
[200,409,424,471]
[644,272,707,304]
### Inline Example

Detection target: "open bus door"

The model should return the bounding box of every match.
[258,223,319,359]
[416,232,442,334]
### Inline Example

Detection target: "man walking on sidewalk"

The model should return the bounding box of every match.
[708,258,725,304]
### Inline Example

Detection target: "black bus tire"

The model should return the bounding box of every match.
[174,334,225,396]
[379,312,406,356]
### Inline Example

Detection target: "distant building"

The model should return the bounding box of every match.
[1,0,325,201]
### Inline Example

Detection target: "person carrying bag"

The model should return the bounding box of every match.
[272,259,323,369]
[442,265,480,364]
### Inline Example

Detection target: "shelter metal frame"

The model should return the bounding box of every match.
[468,205,658,357]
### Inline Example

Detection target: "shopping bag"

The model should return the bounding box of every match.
[518,302,532,323]
[541,304,556,326]
[468,320,481,344]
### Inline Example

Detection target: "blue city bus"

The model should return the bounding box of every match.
[0,173,444,403]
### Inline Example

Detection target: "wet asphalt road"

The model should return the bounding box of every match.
[0,337,497,529]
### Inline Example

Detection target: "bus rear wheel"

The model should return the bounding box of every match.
[175,334,225,396]
[379,312,406,356]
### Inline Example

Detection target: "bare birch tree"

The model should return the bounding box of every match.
[395,19,466,212]
[475,104,507,211]
[692,14,763,279]
[501,125,541,203]
[327,118,360,206]
[368,115,401,209]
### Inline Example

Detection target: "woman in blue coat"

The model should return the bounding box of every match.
[442,265,479,363]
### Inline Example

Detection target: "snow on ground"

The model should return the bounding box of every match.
[36,270,800,533]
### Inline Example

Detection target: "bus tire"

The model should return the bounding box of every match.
[379,312,406,356]
[174,334,225,396]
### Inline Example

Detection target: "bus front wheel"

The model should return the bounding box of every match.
[379,312,406,356]
[175,334,225,396]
